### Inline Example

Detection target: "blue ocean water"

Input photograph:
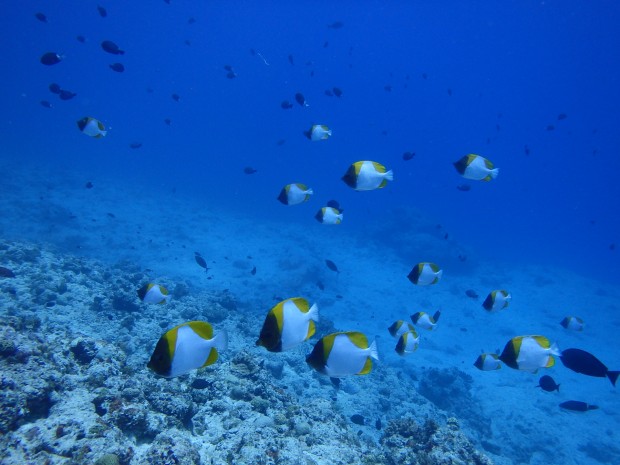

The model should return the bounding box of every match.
[1,1,619,464]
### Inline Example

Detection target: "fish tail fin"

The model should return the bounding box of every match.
[384,170,394,182]
[368,339,379,361]
[433,310,441,323]
[306,188,314,195]
[213,330,228,352]
[607,371,620,386]
[308,303,319,322]
[549,342,561,357]
[489,168,499,179]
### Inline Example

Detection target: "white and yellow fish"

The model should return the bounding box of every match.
[137,283,170,304]
[306,331,378,377]
[410,311,441,330]
[277,183,313,206]
[147,321,228,378]
[387,320,415,338]
[482,290,511,312]
[315,206,343,224]
[560,316,584,331]
[77,116,107,138]
[474,353,502,371]
[453,154,498,181]
[305,124,332,141]
[341,160,393,191]
[498,335,560,373]
[407,262,442,286]
[256,297,319,352]
[395,330,419,355]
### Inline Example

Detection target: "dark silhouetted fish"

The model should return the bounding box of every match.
[559,400,598,412]
[402,151,415,161]
[76,35,86,43]
[324,89,334,97]
[58,90,77,100]
[250,266,256,275]
[49,83,61,94]
[188,17,196,24]
[97,5,107,17]
[447,88,453,96]
[327,21,344,29]
[350,414,364,425]
[524,145,530,156]
[326,200,343,212]
[0,266,16,278]
[546,125,555,131]
[35,12,47,23]
[129,142,142,149]
[456,184,471,192]
[224,65,233,71]
[226,71,237,79]
[557,113,567,120]
[243,167,257,174]
[332,87,342,97]
[280,100,293,109]
[560,348,619,386]
[101,40,125,55]
[288,54,294,65]
[40,52,62,66]
[295,93,308,107]
[537,375,560,392]
[194,252,208,271]
[109,63,124,72]
[172,93,180,102]
[465,289,478,299]
[384,85,392,92]
[316,280,324,290]
[40,100,52,108]
[325,259,339,273]
[164,118,171,125]
[85,181,94,189]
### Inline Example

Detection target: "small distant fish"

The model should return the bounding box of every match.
[76,35,86,43]
[453,154,499,181]
[97,5,107,17]
[164,118,171,125]
[559,401,598,412]
[277,183,313,206]
[226,70,237,79]
[341,161,393,191]
[326,200,343,212]
[129,142,142,149]
[49,83,61,94]
[194,252,208,271]
[0,266,16,278]
[35,12,47,23]
[58,89,77,100]
[40,52,62,66]
[295,92,309,107]
[447,88,453,96]
[610,243,616,251]
[384,85,392,92]
[187,17,196,24]
[85,181,94,189]
[256,297,319,352]
[407,262,442,286]
[77,117,107,138]
[410,311,440,330]
[327,21,344,29]
[288,54,294,65]
[101,40,125,55]
[560,316,583,331]
[402,151,415,161]
[499,335,560,372]
[387,320,415,338]
[474,353,501,371]
[109,63,125,72]
[250,266,256,275]
[332,87,342,97]
[137,283,170,304]
[77,116,108,139]
[350,414,365,425]
[306,332,378,377]
[243,166,257,174]
[324,89,334,97]
[537,375,560,392]
[465,289,478,299]
[316,280,325,290]
[325,259,339,273]
[557,113,567,120]
[304,124,332,141]
[280,100,293,109]
[395,330,420,355]
[171,93,180,102]
[560,348,619,386]
[456,184,471,192]
[546,125,555,131]
[315,207,342,225]
[482,290,511,312]
[148,321,228,377]
[40,100,52,109]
